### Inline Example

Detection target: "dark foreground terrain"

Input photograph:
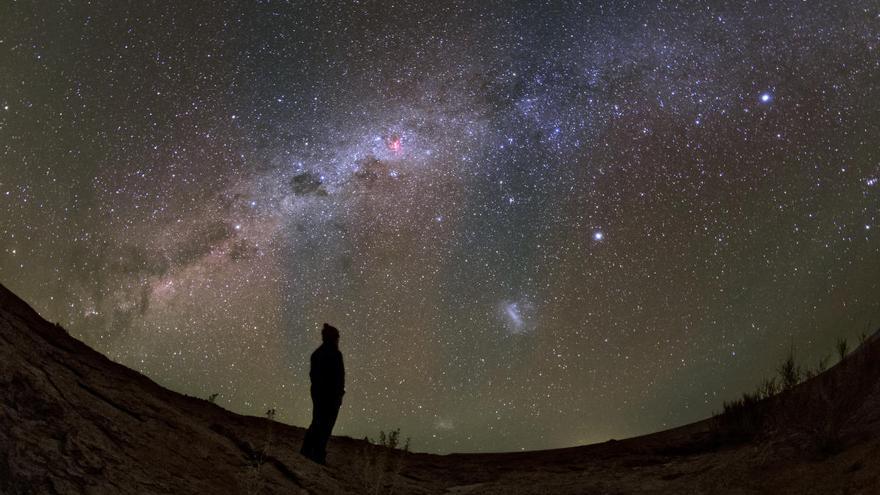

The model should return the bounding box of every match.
[1,283,878,494]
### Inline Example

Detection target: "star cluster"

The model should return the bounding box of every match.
[1,1,879,453]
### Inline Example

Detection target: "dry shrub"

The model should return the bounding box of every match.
[359,428,410,495]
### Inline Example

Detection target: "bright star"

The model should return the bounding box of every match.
[760,92,772,103]
[593,231,604,241]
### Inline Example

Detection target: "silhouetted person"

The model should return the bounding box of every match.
[300,323,345,465]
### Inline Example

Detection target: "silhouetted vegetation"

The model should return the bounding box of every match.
[835,337,849,363]
[777,345,802,390]
[714,331,879,457]
[359,428,411,495]
[715,391,768,442]
[804,355,830,381]
[244,408,277,494]
[757,377,778,399]
[207,393,220,404]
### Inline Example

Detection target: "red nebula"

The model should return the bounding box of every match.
[386,134,402,152]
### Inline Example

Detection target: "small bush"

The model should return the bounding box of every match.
[836,337,849,362]
[244,408,277,494]
[715,389,769,444]
[777,346,802,390]
[715,338,851,447]
[757,377,778,399]
[815,355,830,374]
[804,355,831,380]
[360,428,411,495]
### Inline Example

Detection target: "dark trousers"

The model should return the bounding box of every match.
[300,396,340,464]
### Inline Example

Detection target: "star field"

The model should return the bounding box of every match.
[1,1,879,453]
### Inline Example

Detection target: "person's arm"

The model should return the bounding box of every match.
[337,351,345,398]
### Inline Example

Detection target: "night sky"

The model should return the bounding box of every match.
[2,1,879,453]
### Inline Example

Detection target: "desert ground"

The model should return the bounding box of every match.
[2,283,878,494]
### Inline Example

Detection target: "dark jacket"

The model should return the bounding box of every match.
[310,343,345,402]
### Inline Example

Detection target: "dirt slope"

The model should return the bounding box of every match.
[1,283,878,494]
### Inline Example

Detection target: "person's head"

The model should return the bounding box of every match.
[321,323,340,345]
